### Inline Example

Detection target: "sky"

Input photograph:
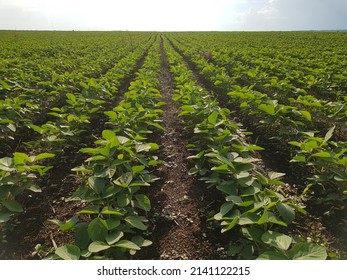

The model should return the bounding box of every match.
[0,0,346,31]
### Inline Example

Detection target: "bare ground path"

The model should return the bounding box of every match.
[140,38,221,260]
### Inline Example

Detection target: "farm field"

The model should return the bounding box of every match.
[0,31,346,260]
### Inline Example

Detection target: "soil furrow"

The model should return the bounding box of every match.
[140,37,219,260]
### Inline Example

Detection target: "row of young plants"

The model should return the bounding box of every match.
[168,32,347,103]
[163,38,328,260]
[49,40,164,260]
[168,36,347,207]
[168,34,346,127]
[26,39,155,155]
[0,34,155,227]
[0,32,154,147]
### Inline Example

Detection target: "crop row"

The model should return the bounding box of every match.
[167,35,347,208]
[163,37,327,260]
[49,39,164,260]
[0,32,154,147]
[0,34,155,227]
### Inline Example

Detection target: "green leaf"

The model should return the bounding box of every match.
[114,240,141,250]
[239,212,259,225]
[288,141,301,147]
[135,144,151,153]
[117,193,131,207]
[105,218,121,230]
[101,207,124,216]
[221,218,239,233]
[34,153,55,161]
[0,210,12,223]
[268,171,286,180]
[257,209,269,225]
[1,200,23,213]
[322,126,335,145]
[226,195,243,205]
[290,155,306,163]
[220,202,234,216]
[132,235,152,247]
[102,130,116,141]
[246,145,264,151]
[88,177,105,194]
[0,157,13,168]
[257,251,289,260]
[125,215,147,230]
[13,152,31,165]
[300,110,312,121]
[312,152,331,158]
[261,230,293,250]
[241,226,263,243]
[211,164,229,172]
[181,105,195,112]
[276,202,295,224]
[88,241,111,253]
[55,216,78,231]
[77,205,100,215]
[55,244,80,260]
[208,111,219,125]
[87,218,108,241]
[132,165,145,174]
[259,103,275,115]
[75,223,90,250]
[106,231,124,245]
[290,242,327,260]
[135,194,151,211]
[303,140,319,150]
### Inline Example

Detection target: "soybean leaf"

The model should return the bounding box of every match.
[132,235,152,247]
[322,126,335,146]
[88,241,111,253]
[220,202,234,216]
[208,111,219,125]
[2,200,23,213]
[257,251,289,260]
[276,202,295,225]
[261,230,292,251]
[300,110,312,121]
[259,103,275,115]
[0,210,12,223]
[221,218,239,233]
[87,218,108,241]
[312,152,331,158]
[290,243,327,260]
[102,130,116,141]
[114,240,141,250]
[75,223,90,250]
[55,244,80,260]
[132,165,145,174]
[135,194,151,211]
[34,153,55,161]
[125,215,147,230]
[106,231,124,245]
[88,177,105,194]
[268,171,286,180]
[77,205,100,215]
